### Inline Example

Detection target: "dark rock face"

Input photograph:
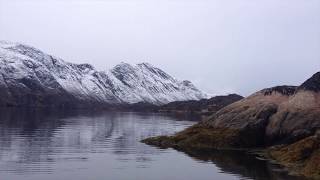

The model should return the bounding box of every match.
[262,86,296,96]
[299,72,320,92]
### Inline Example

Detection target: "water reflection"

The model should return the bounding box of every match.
[177,149,307,180]
[0,108,304,180]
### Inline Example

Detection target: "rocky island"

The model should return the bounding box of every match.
[143,72,320,179]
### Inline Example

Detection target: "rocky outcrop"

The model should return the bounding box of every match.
[142,72,320,179]
[143,86,297,148]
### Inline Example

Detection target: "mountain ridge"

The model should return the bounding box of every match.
[0,41,208,107]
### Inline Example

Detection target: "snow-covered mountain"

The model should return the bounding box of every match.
[0,41,207,107]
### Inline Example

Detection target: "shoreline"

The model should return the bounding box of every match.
[141,127,320,179]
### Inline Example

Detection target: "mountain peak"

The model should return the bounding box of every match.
[109,61,207,104]
[111,62,136,77]
[299,72,320,92]
[0,41,36,52]
[116,62,134,68]
[0,41,53,65]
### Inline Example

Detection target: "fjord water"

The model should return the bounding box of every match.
[0,109,301,180]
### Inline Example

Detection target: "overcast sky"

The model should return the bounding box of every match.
[0,0,319,96]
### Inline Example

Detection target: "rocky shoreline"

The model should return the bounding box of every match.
[142,72,320,179]
[142,128,320,179]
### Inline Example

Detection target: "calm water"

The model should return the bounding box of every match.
[0,108,303,180]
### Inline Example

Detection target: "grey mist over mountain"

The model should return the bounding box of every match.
[0,0,320,96]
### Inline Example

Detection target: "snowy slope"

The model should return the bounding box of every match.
[111,62,207,104]
[0,41,208,107]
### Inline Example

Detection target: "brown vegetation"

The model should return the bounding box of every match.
[268,135,320,179]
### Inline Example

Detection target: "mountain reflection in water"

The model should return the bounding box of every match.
[0,108,305,180]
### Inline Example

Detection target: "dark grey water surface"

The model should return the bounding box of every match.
[0,108,303,180]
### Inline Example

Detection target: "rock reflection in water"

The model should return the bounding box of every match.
[176,149,308,180]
